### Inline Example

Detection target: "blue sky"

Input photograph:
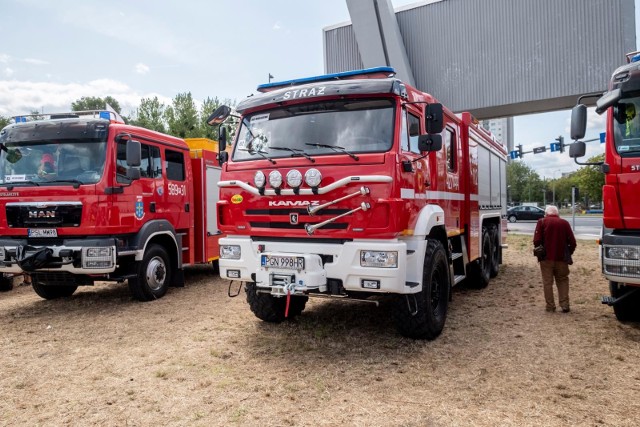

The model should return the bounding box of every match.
[0,0,636,177]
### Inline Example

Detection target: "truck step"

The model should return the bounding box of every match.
[451,252,462,261]
[601,295,616,306]
[453,275,466,285]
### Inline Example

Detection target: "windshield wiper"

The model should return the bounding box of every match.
[239,148,276,164]
[305,143,359,161]
[2,181,40,190]
[269,146,315,163]
[46,179,83,188]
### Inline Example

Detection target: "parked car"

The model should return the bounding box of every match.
[507,205,545,222]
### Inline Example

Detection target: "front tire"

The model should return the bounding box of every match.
[508,215,517,223]
[128,244,171,301]
[32,282,77,299]
[610,281,640,322]
[245,282,308,322]
[393,239,450,340]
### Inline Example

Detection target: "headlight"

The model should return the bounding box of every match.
[220,245,241,260]
[360,250,398,268]
[86,247,111,258]
[607,246,640,260]
[268,170,282,189]
[0,247,5,260]
[254,171,266,188]
[304,168,322,187]
[286,169,302,188]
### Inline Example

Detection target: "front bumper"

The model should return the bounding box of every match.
[218,236,417,295]
[601,230,640,285]
[0,237,118,275]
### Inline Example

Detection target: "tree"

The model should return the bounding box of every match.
[572,153,605,205]
[71,96,122,113]
[507,161,542,204]
[199,96,221,140]
[164,92,199,138]
[0,115,10,129]
[130,97,167,133]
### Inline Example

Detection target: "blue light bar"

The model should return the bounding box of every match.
[257,66,396,92]
[99,111,111,120]
[632,54,640,63]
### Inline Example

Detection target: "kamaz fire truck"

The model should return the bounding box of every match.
[570,51,640,322]
[210,67,508,339]
[0,111,222,300]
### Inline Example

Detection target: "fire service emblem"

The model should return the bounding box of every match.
[290,213,299,225]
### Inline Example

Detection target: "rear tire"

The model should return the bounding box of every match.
[466,226,491,288]
[393,239,449,339]
[0,274,14,292]
[610,281,640,322]
[32,282,77,299]
[508,215,517,223]
[128,244,171,301]
[245,282,308,322]
[489,224,500,278]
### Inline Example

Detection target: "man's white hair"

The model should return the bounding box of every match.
[545,205,559,216]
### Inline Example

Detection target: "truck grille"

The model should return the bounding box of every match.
[6,203,83,228]
[245,208,350,231]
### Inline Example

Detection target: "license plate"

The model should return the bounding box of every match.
[261,255,304,270]
[28,228,58,238]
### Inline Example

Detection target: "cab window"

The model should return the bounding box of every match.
[445,128,456,172]
[165,149,185,181]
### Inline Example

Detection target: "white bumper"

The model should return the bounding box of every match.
[218,236,419,295]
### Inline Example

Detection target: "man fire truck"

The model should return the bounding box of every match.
[209,67,508,339]
[570,51,640,322]
[0,111,222,300]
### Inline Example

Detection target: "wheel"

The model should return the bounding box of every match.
[31,282,77,299]
[489,224,500,278]
[466,226,491,288]
[128,244,171,301]
[610,281,640,322]
[508,215,517,223]
[0,274,13,292]
[393,239,450,339]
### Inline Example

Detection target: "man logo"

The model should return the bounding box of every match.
[290,213,299,225]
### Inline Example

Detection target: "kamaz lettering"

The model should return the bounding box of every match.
[268,200,320,207]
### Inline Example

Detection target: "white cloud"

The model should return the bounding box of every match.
[0,54,10,63]
[273,22,282,30]
[134,63,150,75]
[23,58,49,66]
[4,68,14,77]
[0,78,173,117]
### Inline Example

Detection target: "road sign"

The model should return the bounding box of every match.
[509,150,519,159]
[600,132,606,143]
[533,146,546,154]
[550,142,559,152]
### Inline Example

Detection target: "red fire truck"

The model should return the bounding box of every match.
[570,51,640,322]
[0,111,222,300]
[209,67,508,339]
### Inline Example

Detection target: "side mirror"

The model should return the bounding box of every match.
[570,104,587,140]
[418,134,442,152]
[126,139,141,167]
[127,168,141,181]
[219,126,227,152]
[218,151,229,166]
[569,141,586,159]
[207,105,231,126]
[425,103,444,134]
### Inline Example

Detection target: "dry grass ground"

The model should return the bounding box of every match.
[1,235,639,426]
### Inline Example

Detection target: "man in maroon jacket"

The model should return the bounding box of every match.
[533,205,577,313]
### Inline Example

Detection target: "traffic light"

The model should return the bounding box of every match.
[517,144,523,158]
[556,136,565,153]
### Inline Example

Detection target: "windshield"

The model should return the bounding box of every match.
[613,93,640,157]
[0,140,107,186]
[232,99,395,162]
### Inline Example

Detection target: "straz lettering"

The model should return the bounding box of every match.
[631,165,640,171]
[268,200,320,207]
[446,174,460,190]
[282,87,325,100]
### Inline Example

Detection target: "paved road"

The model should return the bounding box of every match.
[507,215,602,240]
